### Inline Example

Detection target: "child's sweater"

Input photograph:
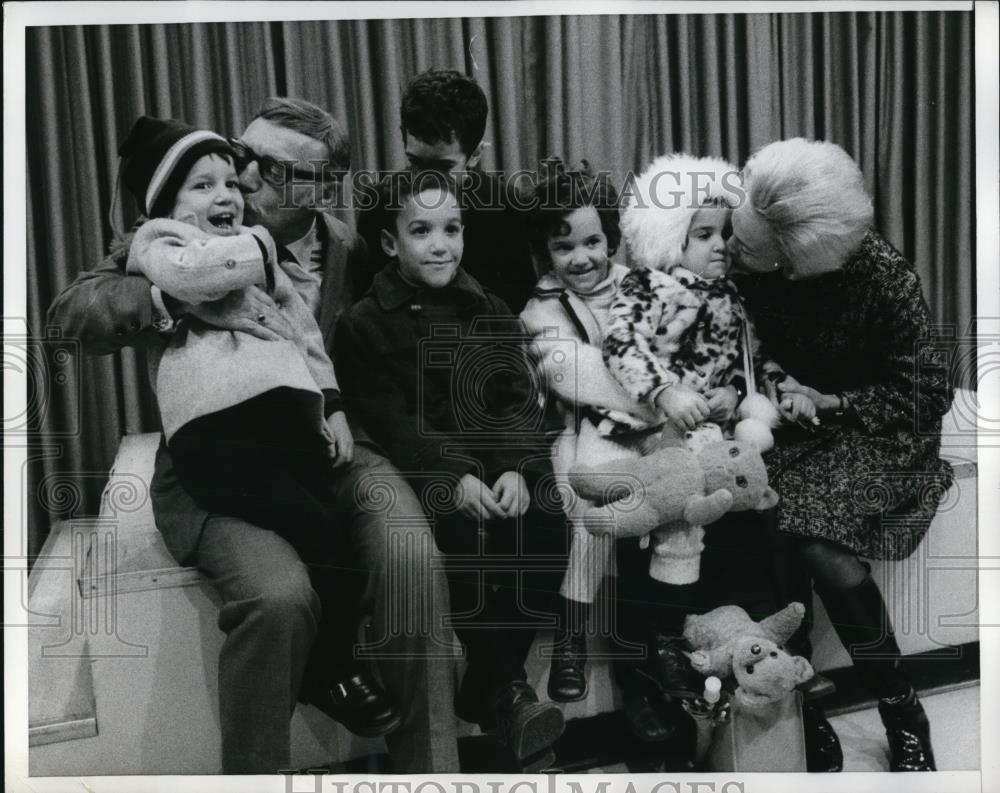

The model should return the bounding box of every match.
[126,217,339,442]
[603,265,783,420]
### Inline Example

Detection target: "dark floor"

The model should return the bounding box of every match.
[323,641,980,774]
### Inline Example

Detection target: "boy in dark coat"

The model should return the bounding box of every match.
[336,174,569,772]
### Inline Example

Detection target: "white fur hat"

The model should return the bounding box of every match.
[621,153,741,270]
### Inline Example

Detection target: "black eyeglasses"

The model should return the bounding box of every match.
[228,138,340,187]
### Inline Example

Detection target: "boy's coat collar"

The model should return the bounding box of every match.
[373,261,488,310]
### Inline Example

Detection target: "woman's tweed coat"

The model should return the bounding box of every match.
[736,231,954,561]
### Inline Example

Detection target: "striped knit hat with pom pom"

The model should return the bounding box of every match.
[118,115,234,218]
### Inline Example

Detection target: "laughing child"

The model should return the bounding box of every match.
[113,115,399,735]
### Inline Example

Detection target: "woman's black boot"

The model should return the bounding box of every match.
[877,687,936,771]
[817,574,936,772]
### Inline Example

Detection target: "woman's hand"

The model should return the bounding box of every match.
[778,380,840,416]
[656,384,710,431]
[453,473,507,522]
[705,385,740,423]
[779,390,818,422]
[325,411,355,468]
[493,471,531,518]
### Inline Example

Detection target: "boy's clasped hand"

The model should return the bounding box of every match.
[453,471,530,521]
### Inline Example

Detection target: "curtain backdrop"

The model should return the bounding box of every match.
[23,11,974,558]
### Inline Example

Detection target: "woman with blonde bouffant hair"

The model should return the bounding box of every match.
[730,137,954,774]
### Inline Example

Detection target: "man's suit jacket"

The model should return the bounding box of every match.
[47,211,369,564]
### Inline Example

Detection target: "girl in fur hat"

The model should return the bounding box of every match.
[601,153,818,739]
[607,152,815,439]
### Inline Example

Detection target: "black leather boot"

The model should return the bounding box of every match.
[548,622,588,702]
[494,680,565,772]
[878,687,936,771]
[818,573,935,772]
[801,699,844,772]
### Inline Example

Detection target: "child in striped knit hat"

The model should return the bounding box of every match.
[111,115,400,736]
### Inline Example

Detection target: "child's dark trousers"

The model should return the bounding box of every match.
[168,387,363,680]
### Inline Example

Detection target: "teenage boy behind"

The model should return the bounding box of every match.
[337,174,570,772]
[356,68,538,313]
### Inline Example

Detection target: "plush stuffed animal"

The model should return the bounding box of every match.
[729,637,815,707]
[683,603,815,707]
[568,439,779,583]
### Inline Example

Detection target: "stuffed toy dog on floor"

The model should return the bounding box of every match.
[683,603,815,707]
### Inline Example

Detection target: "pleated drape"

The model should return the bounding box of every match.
[23,11,974,558]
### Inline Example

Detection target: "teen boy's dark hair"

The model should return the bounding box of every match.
[524,158,622,265]
[399,69,488,157]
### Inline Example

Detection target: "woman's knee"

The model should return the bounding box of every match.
[797,538,867,589]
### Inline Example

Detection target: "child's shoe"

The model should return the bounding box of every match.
[637,633,702,699]
[495,680,565,770]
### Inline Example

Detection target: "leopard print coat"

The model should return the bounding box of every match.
[602,265,783,417]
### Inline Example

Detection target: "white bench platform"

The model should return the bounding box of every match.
[27,390,980,774]
[27,434,385,775]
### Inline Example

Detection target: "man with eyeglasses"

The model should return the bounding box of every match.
[47,97,460,775]
[227,101,361,334]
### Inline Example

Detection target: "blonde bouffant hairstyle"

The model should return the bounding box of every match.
[621,153,742,271]
[742,138,874,276]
